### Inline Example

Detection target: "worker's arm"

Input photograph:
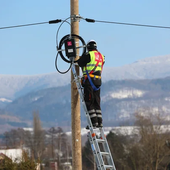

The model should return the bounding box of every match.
[77,53,90,67]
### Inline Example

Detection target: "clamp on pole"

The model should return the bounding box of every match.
[71,14,82,22]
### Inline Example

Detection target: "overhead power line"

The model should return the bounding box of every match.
[0,19,62,30]
[0,21,49,30]
[0,17,170,30]
[85,18,170,29]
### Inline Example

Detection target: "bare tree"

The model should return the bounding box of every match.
[47,127,71,169]
[126,110,170,170]
[82,140,96,170]
[3,128,25,148]
[25,111,45,160]
[48,127,58,159]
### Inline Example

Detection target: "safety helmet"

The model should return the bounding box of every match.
[87,40,97,50]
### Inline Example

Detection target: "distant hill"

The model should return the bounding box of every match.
[2,76,170,130]
[0,109,30,133]
[0,55,170,101]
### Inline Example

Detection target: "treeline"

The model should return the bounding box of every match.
[82,111,170,170]
[0,152,37,170]
[1,110,170,170]
[1,112,72,170]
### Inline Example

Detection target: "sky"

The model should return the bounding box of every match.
[0,0,170,75]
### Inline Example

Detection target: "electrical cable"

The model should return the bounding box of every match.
[2,16,169,74]
[0,16,84,74]
[56,17,71,49]
[54,16,86,74]
[58,34,86,64]
[55,53,72,74]
[1,17,170,30]
[84,18,170,29]
[0,21,49,30]
[54,17,72,74]
[0,19,62,30]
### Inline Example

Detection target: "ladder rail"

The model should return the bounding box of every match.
[71,64,94,129]
[71,63,116,170]
[88,132,105,170]
[100,128,116,170]
[71,64,104,168]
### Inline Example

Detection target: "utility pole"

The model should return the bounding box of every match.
[70,0,82,170]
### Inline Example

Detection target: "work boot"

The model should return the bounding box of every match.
[97,123,103,128]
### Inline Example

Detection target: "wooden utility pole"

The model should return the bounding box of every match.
[70,0,82,170]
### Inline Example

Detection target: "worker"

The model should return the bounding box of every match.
[77,40,105,128]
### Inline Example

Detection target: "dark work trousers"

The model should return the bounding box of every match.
[84,85,102,125]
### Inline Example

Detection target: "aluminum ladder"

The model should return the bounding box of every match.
[71,63,116,170]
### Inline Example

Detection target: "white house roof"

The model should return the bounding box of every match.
[0,149,22,162]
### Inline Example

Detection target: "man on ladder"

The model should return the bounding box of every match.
[77,40,105,129]
[57,34,116,170]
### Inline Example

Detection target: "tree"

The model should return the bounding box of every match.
[3,128,25,148]
[0,151,37,170]
[82,110,170,170]
[24,111,45,161]
[107,131,129,170]
[82,140,96,170]
[126,110,170,170]
[47,127,71,170]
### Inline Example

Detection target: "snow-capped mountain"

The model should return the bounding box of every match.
[1,76,169,129]
[0,55,170,101]
[0,98,12,103]
[0,72,70,100]
[0,98,12,108]
[102,55,170,81]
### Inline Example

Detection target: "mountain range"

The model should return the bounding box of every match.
[1,55,170,100]
[0,54,170,133]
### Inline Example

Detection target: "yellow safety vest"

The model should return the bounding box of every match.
[83,51,105,75]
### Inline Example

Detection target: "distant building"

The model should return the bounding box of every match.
[0,148,30,162]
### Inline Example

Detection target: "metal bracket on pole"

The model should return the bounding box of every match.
[71,14,81,22]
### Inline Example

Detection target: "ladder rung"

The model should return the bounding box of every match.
[104,165,114,169]
[96,138,106,143]
[101,152,110,156]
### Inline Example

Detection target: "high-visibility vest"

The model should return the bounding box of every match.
[83,50,105,75]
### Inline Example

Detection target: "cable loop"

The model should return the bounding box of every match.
[55,17,86,74]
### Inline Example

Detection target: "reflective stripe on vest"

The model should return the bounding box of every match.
[83,51,105,75]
